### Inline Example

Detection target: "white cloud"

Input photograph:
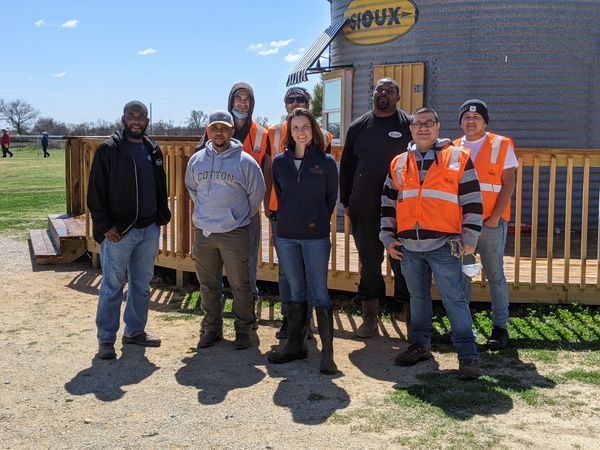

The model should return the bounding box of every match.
[284,48,305,63]
[248,38,293,56]
[35,19,46,27]
[52,72,66,78]
[270,39,293,48]
[137,48,157,56]
[61,19,79,29]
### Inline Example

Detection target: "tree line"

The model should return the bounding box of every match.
[0,99,270,136]
[0,83,323,137]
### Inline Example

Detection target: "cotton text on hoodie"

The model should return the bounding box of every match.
[185,138,266,235]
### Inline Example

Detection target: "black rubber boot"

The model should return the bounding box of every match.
[268,302,308,364]
[316,307,338,375]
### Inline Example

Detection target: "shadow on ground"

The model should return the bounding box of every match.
[175,333,266,405]
[64,345,159,402]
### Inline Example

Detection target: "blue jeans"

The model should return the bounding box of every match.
[271,219,291,315]
[464,219,509,328]
[248,213,260,297]
[275,237,331,309]
[401,244,478,360]
[96,224,160,344]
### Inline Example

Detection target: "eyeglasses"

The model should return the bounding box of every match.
[410,121,437,129]
[285,96,309,105]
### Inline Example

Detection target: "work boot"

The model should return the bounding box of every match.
[268,302,308,364]
[197,330,222,348]
[355,298,379,338]
[96,343,116,360]
[394,343,432,366]
[458,359,480,380]
[316,307,338,375]
[486,326,509,350]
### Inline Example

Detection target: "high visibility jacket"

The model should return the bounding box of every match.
[453,133,513,221]
[242,122,268,166]
[267,122,333,211]
[390,145,470,235]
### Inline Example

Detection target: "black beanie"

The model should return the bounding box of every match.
[459,99,489,124]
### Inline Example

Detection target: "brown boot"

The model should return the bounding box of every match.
[355,298,379,338]
[316,307,337,375]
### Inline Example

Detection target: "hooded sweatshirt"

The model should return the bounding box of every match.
[228,82,255,141]
[185,138,266,235]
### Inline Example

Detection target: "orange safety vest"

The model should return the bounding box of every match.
[453,133,513,222]
[267,122,333,212]
[390,145,470,235]
[242,122,268,166]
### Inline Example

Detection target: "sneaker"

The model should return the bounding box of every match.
[458,359,480,380]
[394,344,432,366]
[197,331,222,348]
[233,333,251,350]
[122,332,161,347]
[96,343,116,360]
[486,326,509,350]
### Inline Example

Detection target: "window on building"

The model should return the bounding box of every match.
[322,69,353,145]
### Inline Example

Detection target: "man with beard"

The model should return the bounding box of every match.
[87,100,171,360]
[339,78,412,338]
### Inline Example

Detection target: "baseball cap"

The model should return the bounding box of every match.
[208,110,234,128]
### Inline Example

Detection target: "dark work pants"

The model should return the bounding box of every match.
[350,213,410,301]
[43,145,49,157]
[2,145,12,157]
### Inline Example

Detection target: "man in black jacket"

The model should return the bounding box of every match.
[340,78,412,338]
[87,100,171,360]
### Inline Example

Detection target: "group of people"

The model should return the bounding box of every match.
[0,129,50,157]
[87,78,516,381]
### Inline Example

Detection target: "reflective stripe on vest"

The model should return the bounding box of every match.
[391,146,467,235]
[273,123,283,154]
[253,126,265,153]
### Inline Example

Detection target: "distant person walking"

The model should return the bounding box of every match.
[87,100,171,360]
[41,132,50,157]
[1,129,12,157]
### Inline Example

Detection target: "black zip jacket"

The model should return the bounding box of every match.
[272,146,338,240]
[87,131,171,243]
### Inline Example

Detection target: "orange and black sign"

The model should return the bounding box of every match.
[343,0,419,45]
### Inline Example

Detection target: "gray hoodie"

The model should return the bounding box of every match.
[185,138,266,235]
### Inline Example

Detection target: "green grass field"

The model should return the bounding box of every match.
[0,146,66,235]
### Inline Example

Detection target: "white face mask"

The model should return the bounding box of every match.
[232,109,248,120]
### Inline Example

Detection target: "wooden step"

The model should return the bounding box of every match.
[29,229,59,264]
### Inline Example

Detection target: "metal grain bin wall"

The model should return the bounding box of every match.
[328,0,600,230]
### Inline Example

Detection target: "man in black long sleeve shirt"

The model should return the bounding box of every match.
[339,78,412,338]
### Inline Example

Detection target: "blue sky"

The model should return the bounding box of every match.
[2,1,332,127]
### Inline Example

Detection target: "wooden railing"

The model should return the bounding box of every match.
[65,137,600,305]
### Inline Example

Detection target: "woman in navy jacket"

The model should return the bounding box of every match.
[267,108,339,374]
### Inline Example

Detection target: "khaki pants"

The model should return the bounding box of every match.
[192,225,254,335]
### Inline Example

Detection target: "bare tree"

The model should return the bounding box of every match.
[32,117,69,136]
[186,110,207,134]
[0,99,39,134]
[255,115,269,127]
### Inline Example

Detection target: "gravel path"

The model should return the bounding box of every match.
[1,235,599,449]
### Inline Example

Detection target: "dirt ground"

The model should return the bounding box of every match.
[1,234,599,449]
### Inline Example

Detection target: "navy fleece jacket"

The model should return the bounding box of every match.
[272,146,338,239]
